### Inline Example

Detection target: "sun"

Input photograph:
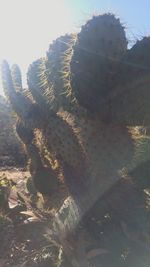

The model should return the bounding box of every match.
[0,0,74,94]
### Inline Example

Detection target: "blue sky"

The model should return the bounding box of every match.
[68,0,150,39]
[0,0,150,94]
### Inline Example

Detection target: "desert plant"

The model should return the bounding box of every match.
[0,95,26,166]
[110,37,150,125]
[2,13,150,207]
[11,64,23,92]
[16,119,61,196]
[2,13,150,266]
[70,13,127,117]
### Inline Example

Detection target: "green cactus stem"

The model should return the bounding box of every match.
[1,61,33,119]
[11,64,23,92]
[46,34,76,111]
[16,120,60,196]
[110,37,150,125]
[27,58,52,113]
[70,13,127,116]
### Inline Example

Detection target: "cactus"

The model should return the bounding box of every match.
[2,13,150,266]
[16,120,60,196]
[2,13,150,215]
[110,37,150,125]
[27,58,52,113]
[27,34,77,114]
[46,34,77,112]
[11,64,23,92]
[70,13,127,117]
[2,62,61,196]
[1,61,33,120]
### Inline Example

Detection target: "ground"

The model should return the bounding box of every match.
[0,168,64,267]
[1,167,150,267]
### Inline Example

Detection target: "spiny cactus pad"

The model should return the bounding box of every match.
[16,120,60,196]
[70,13,127,116]
[111,37,150,125]
[46,34,76,111]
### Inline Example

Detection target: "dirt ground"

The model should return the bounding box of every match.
[0,169,52,267]
[1,168,150,267]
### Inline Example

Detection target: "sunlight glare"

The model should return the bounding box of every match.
[0,0,74,93]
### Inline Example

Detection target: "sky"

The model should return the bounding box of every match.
[0,0,150,94]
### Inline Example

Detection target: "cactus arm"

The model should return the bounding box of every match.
[46,34,77,112]
[1,61,16,99]
[110,37,150,126]
[27,35,77,115]
[16,120,60,196]
[70,14,127,116]
[1,61,33,119]
[110,75,150,125]
[11,64,23,92]
[27,58,53,113]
